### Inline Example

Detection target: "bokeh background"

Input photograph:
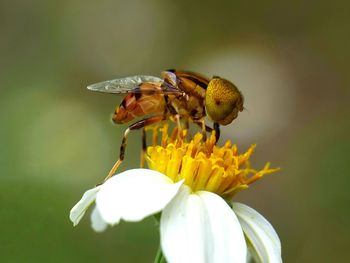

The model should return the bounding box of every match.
[1,0,349,262]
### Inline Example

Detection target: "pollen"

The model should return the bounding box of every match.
[146,125,279,199]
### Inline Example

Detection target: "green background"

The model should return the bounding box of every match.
[1,0,349,262]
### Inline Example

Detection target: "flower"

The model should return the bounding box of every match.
[70,127,281,263]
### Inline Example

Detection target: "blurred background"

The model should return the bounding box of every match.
[1,0,349,262]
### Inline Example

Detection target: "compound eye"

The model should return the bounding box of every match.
[205,78,243,125]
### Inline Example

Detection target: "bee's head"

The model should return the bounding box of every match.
[205,77,244,125]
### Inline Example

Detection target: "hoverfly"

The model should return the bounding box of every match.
[88,70,244,182]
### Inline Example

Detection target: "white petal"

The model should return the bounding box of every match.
[161,188,247,263]
[91,206,108,232]
[161,186,207,263]
[96,168,183,225]
[233,202,282,263]
[69,186,101,226]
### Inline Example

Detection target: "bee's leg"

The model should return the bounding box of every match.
[183,119,190,140]
[140,128,146,168]
[152,125,159,145]
[175,114,181,129]
[213,122,220,142]
[198,119,207,141]
[193,120,214,137]
[174,114,183,140]
[102,115,167,184]
[183,119,189,129]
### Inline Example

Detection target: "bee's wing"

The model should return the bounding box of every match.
[87,75,165,94]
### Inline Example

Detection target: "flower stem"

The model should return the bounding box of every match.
[154,246,166,263]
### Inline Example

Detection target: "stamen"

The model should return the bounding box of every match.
[146,125,279,199]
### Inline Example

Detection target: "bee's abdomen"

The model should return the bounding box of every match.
[113,92,166,124]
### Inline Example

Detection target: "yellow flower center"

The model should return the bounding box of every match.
[146,125,279,199]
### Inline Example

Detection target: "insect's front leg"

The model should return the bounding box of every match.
[101,115,168,184]
[140,128,146,168]
[196,119,208,141]
[214,122,220,142]
[192,121,220,143]
[193,120,214,140]
[166,114,182,141]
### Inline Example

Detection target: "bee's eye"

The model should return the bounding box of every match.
[205,78,244,125]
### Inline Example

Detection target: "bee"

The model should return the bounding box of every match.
[88,70,244,181]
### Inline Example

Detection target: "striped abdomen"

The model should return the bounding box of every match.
[113,83,166,124]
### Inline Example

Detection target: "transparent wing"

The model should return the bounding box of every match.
[87,75,164,94]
